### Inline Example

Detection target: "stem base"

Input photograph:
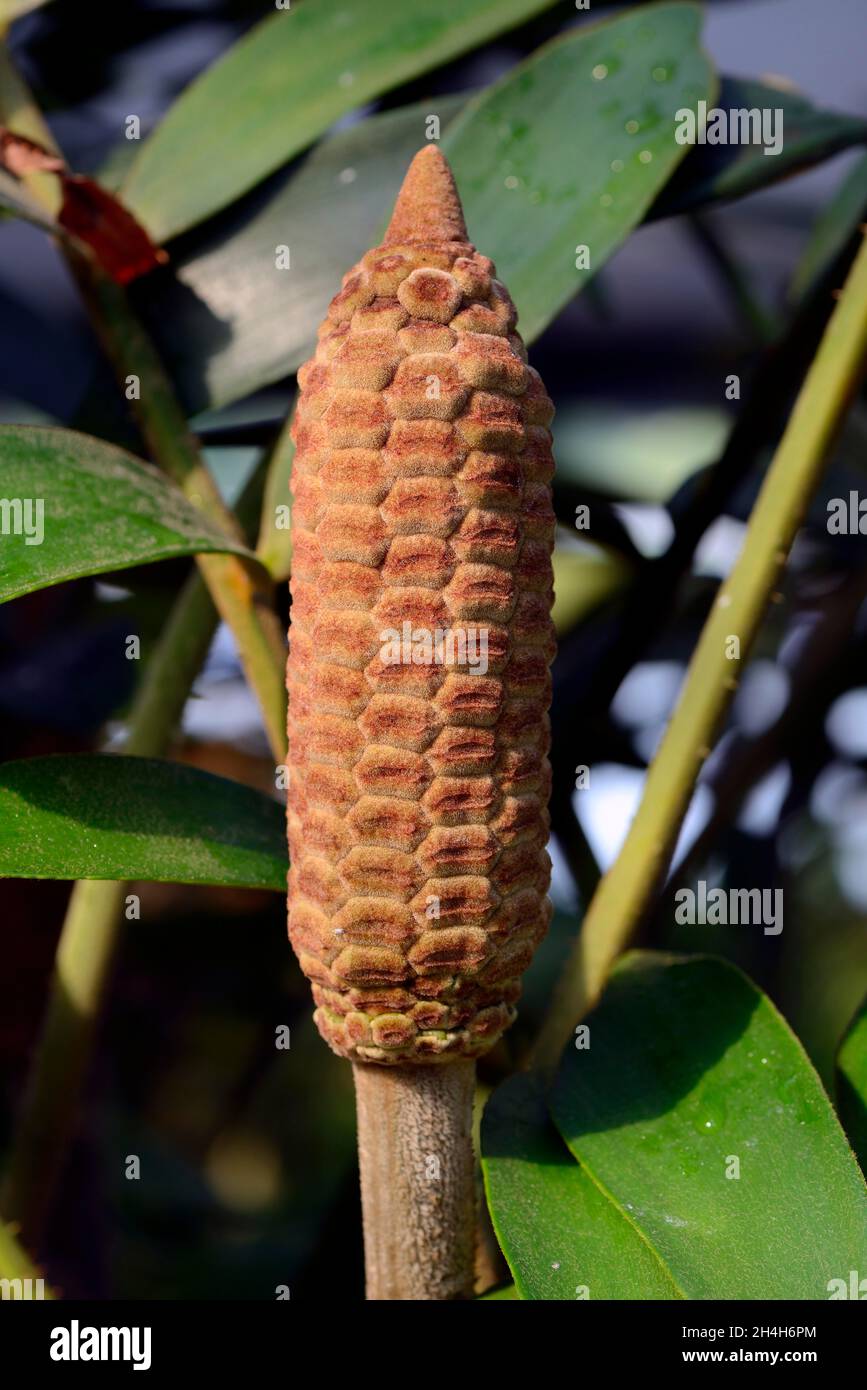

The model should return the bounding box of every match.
[353,1060,476,1301]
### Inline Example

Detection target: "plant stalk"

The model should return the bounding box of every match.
[534,230,867,1070]
[353,1061,477,1300]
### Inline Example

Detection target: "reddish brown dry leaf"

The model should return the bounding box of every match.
[58,175,168,285]
[0,124,168,285]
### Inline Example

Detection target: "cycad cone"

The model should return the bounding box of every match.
[286,146,556,1064]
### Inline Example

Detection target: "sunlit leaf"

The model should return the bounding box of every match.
[441,0,716,342]
[0,426,254,603]
[550,953,867,1299]
[146,1,714,415]
[121,0,563,241]
[0,755,287,889]
[140,96,466,416]
[483,1071,683,1299]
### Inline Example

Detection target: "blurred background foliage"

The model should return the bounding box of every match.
[2,0,867,1298]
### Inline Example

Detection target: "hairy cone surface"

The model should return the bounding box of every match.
[286,147,556,1063]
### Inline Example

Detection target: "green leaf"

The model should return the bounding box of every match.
[483,1072,683,1299]
[791,153,867,302]
[653,77,867,219]
[552,539,631,634]
[0,755,287,890]
[553,403,731,504]
[256,407,295,582]
[142,96,466,416]
[550,953,867,1300]
[121,0,562,242]
[147,1,714,416]
[440,0,717,343]
[0,426,253,603]
[837,995,867,1175]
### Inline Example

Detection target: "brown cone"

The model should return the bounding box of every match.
[383,145,471,247]
[285,147,556,1063]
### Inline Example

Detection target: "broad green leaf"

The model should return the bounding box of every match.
[121,0,562,242]
[791,153,867,303]
[0,755,287,889]
[146,1,714,416]
[837,996,867,1175]
[483,1071,683,1300]
[653,77,867,219]
[550,953,867,1300]
[441,1,717,342]
[553,404,732,503]
[552,539,631,634]
[141,96,466,416]
[0,426,253,603]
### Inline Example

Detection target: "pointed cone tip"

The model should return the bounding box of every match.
[383,146,470,247]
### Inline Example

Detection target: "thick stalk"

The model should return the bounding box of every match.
[353,1061,476,1300]
[534,231,867,1070]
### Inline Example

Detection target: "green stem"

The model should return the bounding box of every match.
[533,231,867,1070]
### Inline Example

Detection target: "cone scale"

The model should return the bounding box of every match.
[286,147,556,1067]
